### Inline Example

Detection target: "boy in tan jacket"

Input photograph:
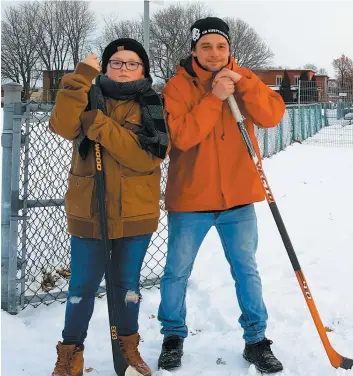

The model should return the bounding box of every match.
[50,38,168,376]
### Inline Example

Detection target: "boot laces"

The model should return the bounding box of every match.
[55,344,80,374]
[120,336,145,367]
[255,339,275,360]
[163,337,182,351]
[162,337,182,359]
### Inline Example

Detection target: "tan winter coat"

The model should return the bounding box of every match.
[49,63,165,239]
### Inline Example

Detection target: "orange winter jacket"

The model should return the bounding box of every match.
[163,56,285,212]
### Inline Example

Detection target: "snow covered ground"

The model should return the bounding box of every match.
[2,142,353,376]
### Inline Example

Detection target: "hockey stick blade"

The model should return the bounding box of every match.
[125,366,145,376]
[341,357,353,370]
[227,95,352,370]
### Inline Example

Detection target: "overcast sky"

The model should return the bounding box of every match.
[2,0,353,77]
[89,0,353,77]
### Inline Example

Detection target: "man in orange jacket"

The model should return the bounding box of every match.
[157,17,285,374]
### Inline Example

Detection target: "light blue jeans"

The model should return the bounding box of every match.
[158,204,268,344]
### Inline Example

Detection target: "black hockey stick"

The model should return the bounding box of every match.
[227,95,352,370]
[90,86,143,376]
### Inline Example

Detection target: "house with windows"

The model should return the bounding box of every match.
[254,69,329,102]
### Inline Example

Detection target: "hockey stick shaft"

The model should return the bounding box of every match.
[91,87,142,376]
[94,142,127,375]
[227,95,352,370]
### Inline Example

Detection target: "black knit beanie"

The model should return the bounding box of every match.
[190,17,230,50]
[101,38,150,77]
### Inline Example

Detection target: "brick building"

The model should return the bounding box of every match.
[254,69,329,102]
[42,69,74,102]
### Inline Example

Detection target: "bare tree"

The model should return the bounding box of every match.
[303,64,328,76]
[225,18,274,69]
[332,54,353,87]
[32,1,72,101]
[149,3,212,81]
[57,1,96,67]
[96,18,144,57]
[2,1,96,102]
[1,2,42,100]
[303,63,318,72]
[318,68,328,75]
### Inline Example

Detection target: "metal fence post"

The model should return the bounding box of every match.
[290,107,297,141]
[298,79,301,107]
[316,104,321,132]
[263,129,270,158]
[1,82,23,314]
[323,102,329,127]
[280,118,286,150]
[336,102,340,120]
[308,104,313,137]
[300,106,306,141]
[297,80,302,141]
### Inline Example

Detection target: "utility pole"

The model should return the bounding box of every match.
[143,0,150,56]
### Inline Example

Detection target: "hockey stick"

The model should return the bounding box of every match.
[91,87,143,376]
[227,95,353,370]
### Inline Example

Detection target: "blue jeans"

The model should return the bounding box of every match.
[158,205,268,344]
[62,234,152,345]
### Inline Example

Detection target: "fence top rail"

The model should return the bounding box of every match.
[286,103,322,109]
[27,102,54,112]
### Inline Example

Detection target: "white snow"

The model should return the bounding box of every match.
[2,143,353,375]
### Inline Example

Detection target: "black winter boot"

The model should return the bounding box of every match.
[243,338,283,373]
[158,336,184,370]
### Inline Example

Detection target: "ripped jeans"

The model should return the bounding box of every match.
[62,234,152,345]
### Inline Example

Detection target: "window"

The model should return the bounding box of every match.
[276,75,282,86]
[294,76,300,85]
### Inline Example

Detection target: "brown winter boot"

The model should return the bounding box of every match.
[119,333,151,376]
[52,341,84,376]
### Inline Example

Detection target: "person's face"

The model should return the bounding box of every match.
[192,34,230,72]
[106,50,144,82]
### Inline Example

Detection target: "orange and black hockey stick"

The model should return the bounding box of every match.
[227,95,352,370]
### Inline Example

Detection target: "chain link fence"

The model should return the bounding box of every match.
[16,103,169,309]
[2,84,353,313]
[297,81,353,147]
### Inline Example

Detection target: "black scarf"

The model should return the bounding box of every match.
[78,74,168,160]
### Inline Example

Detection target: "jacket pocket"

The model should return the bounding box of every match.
[65,173,95,219]
[121,174,160,218]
